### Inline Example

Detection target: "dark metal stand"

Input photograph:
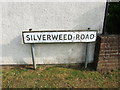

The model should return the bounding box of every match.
[31,44,36,70]
[29,29,36,70]
[85,28,90,68]
[85,42,88,68]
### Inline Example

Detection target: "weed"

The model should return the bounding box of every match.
[2,65,119,88]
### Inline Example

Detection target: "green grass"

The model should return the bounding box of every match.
[2,65,119,88]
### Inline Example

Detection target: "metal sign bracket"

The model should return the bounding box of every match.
[29,29,36,70]
[23,28,97,70]
[85,28,90,68]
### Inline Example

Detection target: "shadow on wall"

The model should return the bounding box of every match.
[34,42,86,64]
[1,35,86,65]
[2,35,31,64]
[1,2,104,65]
[92,36,101,70]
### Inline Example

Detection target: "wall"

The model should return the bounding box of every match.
[0,2,106,65]
[96,35,119,72]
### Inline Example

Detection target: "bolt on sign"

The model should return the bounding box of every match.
[22,30,97,44]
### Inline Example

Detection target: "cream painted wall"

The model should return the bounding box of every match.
[1,2,106,65]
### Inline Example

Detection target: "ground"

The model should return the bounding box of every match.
[1,65,120,88]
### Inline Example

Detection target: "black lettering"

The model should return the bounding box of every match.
[34,35,37,41]
[43,34,46,40]
[68,34,72,40]
[52,34,59,40]
[76,34,80,40]
[26,35,30,41]
[90,34,94,39]
[31,35,33,40]
[37,35,42,40]
[59,34,62,40]
[85,34,89,39]
[81,34,85,40]
[47,34,51,40]
[64,34,67,40]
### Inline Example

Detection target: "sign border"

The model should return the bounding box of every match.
[22,30,97,44]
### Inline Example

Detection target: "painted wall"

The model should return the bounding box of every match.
[1,2,106,65]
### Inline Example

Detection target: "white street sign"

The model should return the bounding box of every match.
[22,31,97,44]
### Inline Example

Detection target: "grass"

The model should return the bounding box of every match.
[1,65,120,88]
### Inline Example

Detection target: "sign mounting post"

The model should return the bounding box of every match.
[29,29,36,70]
[85,28,90,68]
[22,30,97,69]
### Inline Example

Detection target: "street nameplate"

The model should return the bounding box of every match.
[22,31,97,44]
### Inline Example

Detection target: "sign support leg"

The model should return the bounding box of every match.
[31,44,36,70]
[29,29,36,70]
[85,42,88,68]
[85,28,90,68]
